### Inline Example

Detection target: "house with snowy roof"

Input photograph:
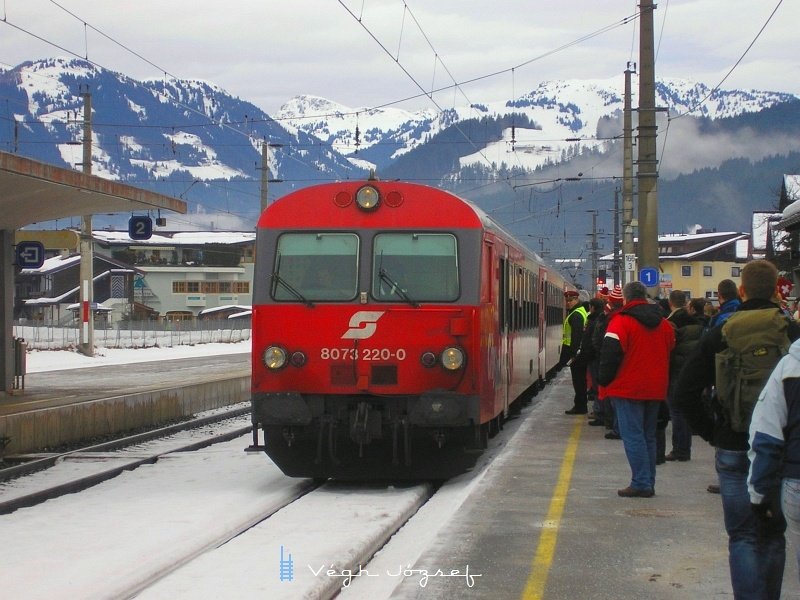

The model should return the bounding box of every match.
[601,229,749,301]
[16,253,140,324]
[776,175,800,288]
[15,230,255,322]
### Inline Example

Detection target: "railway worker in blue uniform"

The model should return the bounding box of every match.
[748,336,800,588]
[597,281,675,498]
[562,290,589,415]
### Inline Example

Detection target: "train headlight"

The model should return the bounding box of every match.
[441,346,465,371]
[355,185,380,211]
[263,346,288,370]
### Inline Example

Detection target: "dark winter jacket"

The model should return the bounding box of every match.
[597,299,676,400]
[667,309,703,386]
[673,298,800,451]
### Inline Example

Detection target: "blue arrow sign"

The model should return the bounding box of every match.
[15,241,45,269]
[639,267,659,287]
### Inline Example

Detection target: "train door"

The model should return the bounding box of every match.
[498,251,511,419]
[538,268,548,380]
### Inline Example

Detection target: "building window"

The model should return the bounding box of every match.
[174,280,250,294]
[703,266,713,277]
[731,266,741,277]
[681,265,692,277]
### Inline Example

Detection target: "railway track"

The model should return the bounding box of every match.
[1,388,542,600]
[0,402,252,514]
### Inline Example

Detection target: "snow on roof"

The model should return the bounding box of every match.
[198,305,251,316]
[227,310,252,319]
[20,253,80,275]
[597,232,749,261]
[667,234,749,260]
[92,230,255,246]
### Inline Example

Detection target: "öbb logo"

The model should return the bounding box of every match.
[342,311,385,339]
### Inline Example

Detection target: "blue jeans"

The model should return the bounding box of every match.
[783,478,800,584]
[666,390,692,457]
[613,398,660,491]
[716,449,785,599]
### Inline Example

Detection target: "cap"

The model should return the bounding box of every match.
[607,284,624,305]
[564,290,579,299]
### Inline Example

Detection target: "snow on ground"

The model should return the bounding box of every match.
[24,340,251,373]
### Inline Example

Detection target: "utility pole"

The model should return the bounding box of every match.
[637,0,659,295]
[612,188,621,285]
[588,210,599,292]
[79,90,94,357]
[622,64,636,285]
[259,141,283,213]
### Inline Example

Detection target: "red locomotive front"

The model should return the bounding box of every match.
[251,180,548,479]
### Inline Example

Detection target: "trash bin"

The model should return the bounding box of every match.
[13,337,26,390]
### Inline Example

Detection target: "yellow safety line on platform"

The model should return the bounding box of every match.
[520,416,584,600]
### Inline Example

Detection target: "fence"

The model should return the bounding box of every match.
[13,319,252,350]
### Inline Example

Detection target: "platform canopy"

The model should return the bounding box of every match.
[0,151,186,229]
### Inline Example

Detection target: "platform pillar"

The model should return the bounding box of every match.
[0,229,13,395]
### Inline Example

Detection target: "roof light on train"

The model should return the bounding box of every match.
[441,346,465,371]
[355,185,380,211]
[263,345,288,370]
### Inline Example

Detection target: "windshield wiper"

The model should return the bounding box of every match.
[379,267,419,308]
[270,272,314,307]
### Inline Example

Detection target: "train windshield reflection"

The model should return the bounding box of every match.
[372,233,459,302]
[272,233,359,301]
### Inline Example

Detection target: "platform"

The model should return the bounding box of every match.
[0,353,250,454]
[386,371,800,599]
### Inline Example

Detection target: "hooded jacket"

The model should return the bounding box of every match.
[748,337,800,504]
[597,299,676,400]
[673,298,800,450]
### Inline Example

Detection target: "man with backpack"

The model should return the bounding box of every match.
[674,259,800,599]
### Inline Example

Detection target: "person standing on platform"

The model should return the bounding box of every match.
[674,259,800,600]
[748,337,800,587]
[594,285,625,437]
[561,290,589,415]
[665,289,702,462]
[709,279,742,330]
[598,281,675,497]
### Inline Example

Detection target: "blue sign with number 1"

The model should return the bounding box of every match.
[639,267,659,287]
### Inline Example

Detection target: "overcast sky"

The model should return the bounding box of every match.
[0,0,796,115]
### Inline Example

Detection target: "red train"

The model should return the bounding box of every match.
[250,179,572,479]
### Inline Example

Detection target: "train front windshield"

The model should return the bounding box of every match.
[272,233,359,301]
[270,231,459,303]
[372,233,459,302]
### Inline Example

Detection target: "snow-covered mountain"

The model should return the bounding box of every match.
[277,76,797,174]
[1,57,798,234]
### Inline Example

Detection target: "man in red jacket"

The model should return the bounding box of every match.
[598,281,675,498]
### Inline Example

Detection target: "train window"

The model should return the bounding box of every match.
[372,233,458,302]
[272,233,359,301]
